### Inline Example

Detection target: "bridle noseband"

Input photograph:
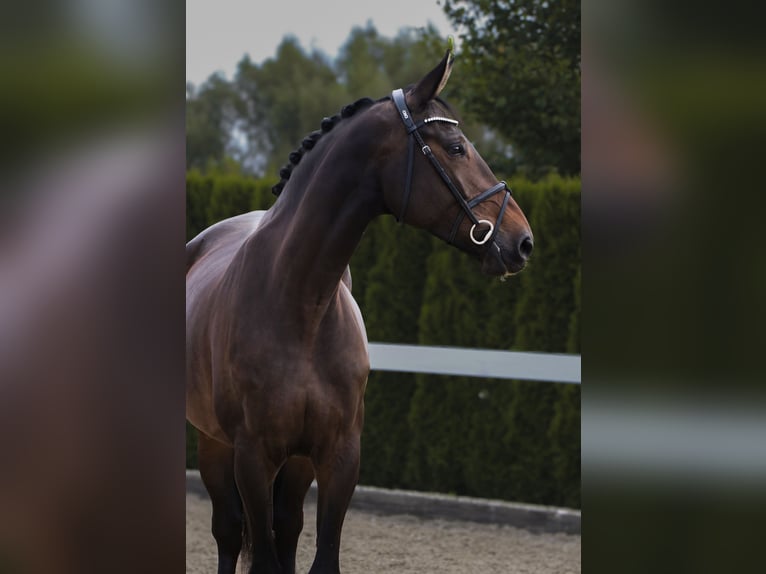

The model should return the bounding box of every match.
[391,88,512,247]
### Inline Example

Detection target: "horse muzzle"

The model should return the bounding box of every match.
[481,232,534,277]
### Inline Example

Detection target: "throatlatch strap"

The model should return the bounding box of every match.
[393,89,417,223]
[392,89,418,134]
[400,134,415,223]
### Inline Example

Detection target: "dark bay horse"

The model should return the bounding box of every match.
[186,48,533,574]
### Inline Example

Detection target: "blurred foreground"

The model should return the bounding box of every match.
[583,0,766,572]
[0,2,185,574]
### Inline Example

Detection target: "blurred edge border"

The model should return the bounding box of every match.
[0,2,186,574]
[583,0,766,572]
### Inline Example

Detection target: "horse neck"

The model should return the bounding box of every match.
[251,120,385,322]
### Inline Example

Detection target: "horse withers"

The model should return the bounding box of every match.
[186,46,533,574]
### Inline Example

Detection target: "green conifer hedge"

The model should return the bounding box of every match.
[186,173,580,508]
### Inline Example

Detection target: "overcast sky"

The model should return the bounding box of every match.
[186,0,458,86]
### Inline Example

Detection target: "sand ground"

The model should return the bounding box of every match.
[186,490,580,574]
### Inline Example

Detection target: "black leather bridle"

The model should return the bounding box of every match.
[391,88,512,247]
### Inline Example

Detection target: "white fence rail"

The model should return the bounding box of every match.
[367,345,766,484]
[368,343,580,384]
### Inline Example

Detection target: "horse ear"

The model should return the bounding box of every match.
[407,41,455,110]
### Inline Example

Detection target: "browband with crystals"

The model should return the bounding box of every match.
[422,116,458,126]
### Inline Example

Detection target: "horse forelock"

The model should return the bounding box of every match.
[429,95,461,125]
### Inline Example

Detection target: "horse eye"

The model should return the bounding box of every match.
[449,143,466,157]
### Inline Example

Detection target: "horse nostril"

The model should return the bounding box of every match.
[519,235,534,260]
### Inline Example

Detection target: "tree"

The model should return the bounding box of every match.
[336,24,391,100]
[442,0,581,176]
[337,23,448,100]
[186,74,240,172]
[233,37,347,176]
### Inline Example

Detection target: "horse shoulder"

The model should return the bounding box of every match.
[341,265,352,290]
[339,281,367,347]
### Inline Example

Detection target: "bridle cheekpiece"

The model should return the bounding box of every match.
[391,88,512,248]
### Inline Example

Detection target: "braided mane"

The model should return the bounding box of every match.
[272,96,385,196]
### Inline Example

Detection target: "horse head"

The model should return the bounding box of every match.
[375,48,534,277]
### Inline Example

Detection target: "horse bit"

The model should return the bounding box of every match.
[391,88,511,247]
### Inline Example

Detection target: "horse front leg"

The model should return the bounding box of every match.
[233,439,283,574]
[308,434,360,574]
[273,456,315,574]
[198,432,243,574]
